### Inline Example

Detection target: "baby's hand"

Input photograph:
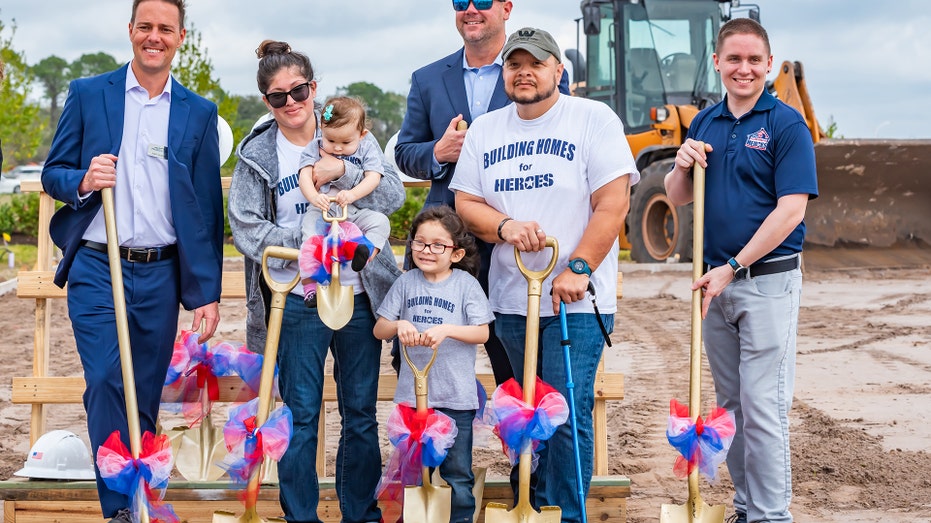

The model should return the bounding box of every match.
[396,320,421,347]
[312,193,331,212]
[335,190,356,206]
[421,325,452,351]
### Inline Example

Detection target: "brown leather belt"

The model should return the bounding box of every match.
[80,240,177,263]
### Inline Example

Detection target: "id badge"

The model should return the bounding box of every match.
[147,144,168,160]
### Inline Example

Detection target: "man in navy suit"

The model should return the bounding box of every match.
[394,0,569,385]
[41,1,222,521]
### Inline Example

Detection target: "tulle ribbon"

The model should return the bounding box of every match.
[221,397,293,500]
[666,399,736,481]
[96,431,179,523]
[299,219,374,285]
[161,331,265,425]
[375,404,458,504]
[486,377,569,468]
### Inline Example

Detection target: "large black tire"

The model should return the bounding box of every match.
[627,159,693,263]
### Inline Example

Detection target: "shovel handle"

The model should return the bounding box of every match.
[321,197,349,223]
[514,237,559,400]
[401,345,438,412]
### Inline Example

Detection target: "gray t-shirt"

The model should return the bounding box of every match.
[298,136,384,194]
[377,269,495,410]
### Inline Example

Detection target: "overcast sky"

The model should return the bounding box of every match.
[2,0,929,138]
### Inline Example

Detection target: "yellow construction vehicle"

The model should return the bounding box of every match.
[569,0,930,262]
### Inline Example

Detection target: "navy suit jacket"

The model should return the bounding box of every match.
[395,47,570,209]
[42,64,223,310]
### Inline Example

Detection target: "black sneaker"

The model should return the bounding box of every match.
[726,512,747,523]
[351,244,370,272]
[108,508,132,523]
[304,291,317,308]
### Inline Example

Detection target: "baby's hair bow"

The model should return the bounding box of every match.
[323,104,334,122]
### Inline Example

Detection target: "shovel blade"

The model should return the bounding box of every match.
[660,500,726,523]
[212,509,286,523]
[172,423,228,481]
[317,282,353,330]
[403,483,452,522]
[484,501,562,523]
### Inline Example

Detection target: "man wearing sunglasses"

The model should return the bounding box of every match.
[394,0,569,389]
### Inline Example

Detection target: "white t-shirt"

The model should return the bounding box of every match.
[450,94,639,316]
[272,130,361,294]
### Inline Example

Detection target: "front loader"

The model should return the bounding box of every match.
[570,0,930,262]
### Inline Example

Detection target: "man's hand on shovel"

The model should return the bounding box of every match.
[192,301,220,343]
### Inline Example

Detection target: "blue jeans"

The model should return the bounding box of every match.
[495,312,613,523]
[703,268,802,523]
[277,293,382,523]
[436,408,476,523]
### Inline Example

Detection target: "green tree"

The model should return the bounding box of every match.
[174,25,241,166]
[31,55,69,128]
[0,15,45,165]
[336,81,406,148]
[234,94,269,132]
[69,52,119,80]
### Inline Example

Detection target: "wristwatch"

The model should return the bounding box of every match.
[727,257,749,279]
[569,257,592,276]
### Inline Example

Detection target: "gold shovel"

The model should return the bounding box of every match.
[169,385,227,481]
[659,158,726,523]
[401,345,452,521]
[101,187,150,523]
[213,245,298,523]
[485,237,562,523]
[317,200,353,331]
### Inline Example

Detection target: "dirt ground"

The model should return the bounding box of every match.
[1,249,930,522]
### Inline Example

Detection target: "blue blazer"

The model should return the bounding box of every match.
[42,64,223,310]
[395,47,570,209]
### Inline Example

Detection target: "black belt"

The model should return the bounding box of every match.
[708,254,800,279]
[81,240,177,263]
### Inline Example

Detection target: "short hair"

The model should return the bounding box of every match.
[131,0,187,29]
[319,96,368,133]
[716,17,770,56]
[255,40,315,95]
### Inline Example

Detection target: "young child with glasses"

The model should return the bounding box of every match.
[374,205,494,523]
[297,96,391,307]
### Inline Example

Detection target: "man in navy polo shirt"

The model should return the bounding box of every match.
[665,18,817,523]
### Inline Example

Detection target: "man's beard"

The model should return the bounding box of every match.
[509,83,557,105]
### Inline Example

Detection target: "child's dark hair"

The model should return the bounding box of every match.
[320,96,368,133]
[406,206,479,277]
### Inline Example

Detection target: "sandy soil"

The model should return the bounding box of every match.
[2,253,930,522]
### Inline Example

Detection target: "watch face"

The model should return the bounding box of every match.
[572,260,585,271]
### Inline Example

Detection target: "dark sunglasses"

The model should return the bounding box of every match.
[452,0,500,11]
[264,82,311,109]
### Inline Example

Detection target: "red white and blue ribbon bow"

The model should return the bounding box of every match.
[666,399,736,481]
[161,331,265,425]
[375,403,458,504]
[298,219,374,285]
[96,431,179,523]
[486,377,569,469]
[221,397,293,491]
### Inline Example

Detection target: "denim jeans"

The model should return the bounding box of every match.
[436,408,476,523]
[703,268,802,523]
[495,312,613,523]
[277,293,382,523]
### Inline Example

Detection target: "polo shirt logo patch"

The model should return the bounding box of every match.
[745,128,770,150]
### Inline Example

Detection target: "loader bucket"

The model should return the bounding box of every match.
[806,139,931,248]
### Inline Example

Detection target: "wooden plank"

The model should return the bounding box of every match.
[16,270,245,300]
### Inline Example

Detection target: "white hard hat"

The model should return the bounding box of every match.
[14,430,96,480]
[218,115,234,165]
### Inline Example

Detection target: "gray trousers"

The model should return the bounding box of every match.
[703,264,802,523]
[301,204,390,249]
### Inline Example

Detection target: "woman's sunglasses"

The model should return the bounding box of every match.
[452,0,500,12]
[264,82,311,109]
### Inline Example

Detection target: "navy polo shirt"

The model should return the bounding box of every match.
[686,91,818,266]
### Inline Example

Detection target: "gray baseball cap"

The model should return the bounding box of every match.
[502,27,562,63]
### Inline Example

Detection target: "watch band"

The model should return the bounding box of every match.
[497,217,513,241]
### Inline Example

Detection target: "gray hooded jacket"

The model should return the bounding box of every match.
[228,115,405,352]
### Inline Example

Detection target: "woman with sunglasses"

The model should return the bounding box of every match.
[228,40,404,523]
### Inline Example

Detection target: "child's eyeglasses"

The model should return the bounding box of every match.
[264,82,311,109]
[409,240,457,254]
[452,0,499,12]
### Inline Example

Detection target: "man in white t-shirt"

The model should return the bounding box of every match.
[450,27,639,523]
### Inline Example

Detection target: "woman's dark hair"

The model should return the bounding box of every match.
[255,40,314,94]
[406,206,480,277]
